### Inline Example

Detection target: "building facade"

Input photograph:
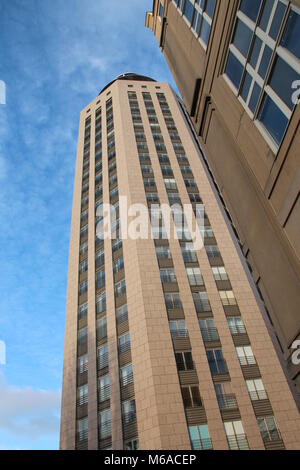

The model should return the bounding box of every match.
[146,0,300,402]
[60,74,300,450]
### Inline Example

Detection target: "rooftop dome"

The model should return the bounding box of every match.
[99,73,156,95]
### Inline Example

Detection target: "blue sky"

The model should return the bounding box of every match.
[0,0,176,450]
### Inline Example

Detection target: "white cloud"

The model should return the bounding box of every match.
[0,375,61,442]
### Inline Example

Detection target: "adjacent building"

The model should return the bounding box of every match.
[146,0,300,402]
[60,73,300,450]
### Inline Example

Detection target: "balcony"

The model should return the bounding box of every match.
[170,329,188,339]
[200,327,219,342]
[238,355,256,366]
[121,372,133,388]
[77,394,88,407]
[190,438,212,450]
[249,390,268,401]
[99,422,111,440]
[217,394,238,411]
[122,411,136,425]
[119,341,131,354]
[226,434,249,450]
[97,353,109,370]
[98,385,110,403]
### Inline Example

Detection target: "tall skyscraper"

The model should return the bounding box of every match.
[60,73,300,450]
[146,0,300,402]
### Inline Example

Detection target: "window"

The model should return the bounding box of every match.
[96,268,105,290]
[99,374,110,402]
[160,268,177,283]
[77,384,88,406]
[212,266,228,281]
[80,224,88,238]
[227,316,246,335]
[122,399,136,424]
[156,245,172,260]
[181,245,197,263]
[214,382,237,410]
[96,291,106,314]
[188,424,212,450]
[115,278,126,297]
[119,332,130,353]
[224,1,300,150]
[205,244,220,258]
[164,178,177,190]
[95,248,105,268]
[219,290,237,306]
[99,409,111,439]
[116,304,128,324]
[120,363,133,387]
[175,351,194,371]
[246,378,267,400]
[186,267,203,286]
[192,291,211,312]
[97,343,108,369]
[236,345,256,365]
[78,302,88,320]
[78,326,88,344]
[257,415,281,442]
[124,438,139,450]
[113,256,124,273]
[206,348,227,375]
[79,280,88,295]
[77,417,88,441]
[80,258,88,274]
[169,319,188,338]
[97,316,107,340]
[199,318,219,342]
[78,354,88,374]
[164,292,182,310]
[181,385,202,408]
[224,420,249,450]
[180,0,216,48]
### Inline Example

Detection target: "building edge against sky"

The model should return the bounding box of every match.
[145,0,300,405]
[60,73,300,450]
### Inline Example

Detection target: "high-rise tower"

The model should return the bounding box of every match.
[60,73,300,450]
[146,0,300,402]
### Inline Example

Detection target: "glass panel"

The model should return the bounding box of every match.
[258,93,288,145]
[269,1,287,40]
[248,81,261,113]
[239,0,262,23]
[281,10,300,60]
[225,51,244,89]
[232,19,253,58]
[200,18,211,45]
[258,44,272,78]
[259,0,274,31]
[269,55,300,110]
[249,36,262,68]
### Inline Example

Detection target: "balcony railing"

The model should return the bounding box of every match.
[207,359,228,375]
[238,355,256,366]
[119,341,131,354]
[227,434,249,450]
[116,311,128,325]
[78,362,88,374]
[122,411,136,425]
[77,394,88,407]
[260,428,282,443]
[99,422,111,440]
[97,353,109,370]
[200,327,219,342]
[170,329,188,339]
[98,385,110,403]
[217,394,238,410]
[190,438,213,450]
[76,429,88,444]
[121,372,133,387]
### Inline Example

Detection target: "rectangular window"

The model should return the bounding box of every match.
[236,345,256,365]
[99,409,111,439]
[186,267,203,286]
[164,292,182,310]
[96,291,106,314]
[219,290,237,306]
[227,316,246,335]
[206,348,228,375]
[124,438,139,450]
[120,363,133,387]
[246,378,267,401]
[77,384,88,406]
[78,302,88,320]
[97,316,107,340]
[96,268,105,290]
[115,279,126,297]
[192,291,211,313]
[79,280,88,295]
[188,424,212,450]
[78,353,88,374]
[212,266,228,281]
[99,374,110,402]
[181,385,202,408]
[224,420,249,450]
[116,304,128,324]
[224,1,300,150]
[175,351,194,371]
[122,399,136,424]
[199,318,219,342]
[257,415,281,442]
[119,332,130,353]
[97,343,108,370]
[77,417,88,441]
[160,268,177,283]
[169,320,188,338]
